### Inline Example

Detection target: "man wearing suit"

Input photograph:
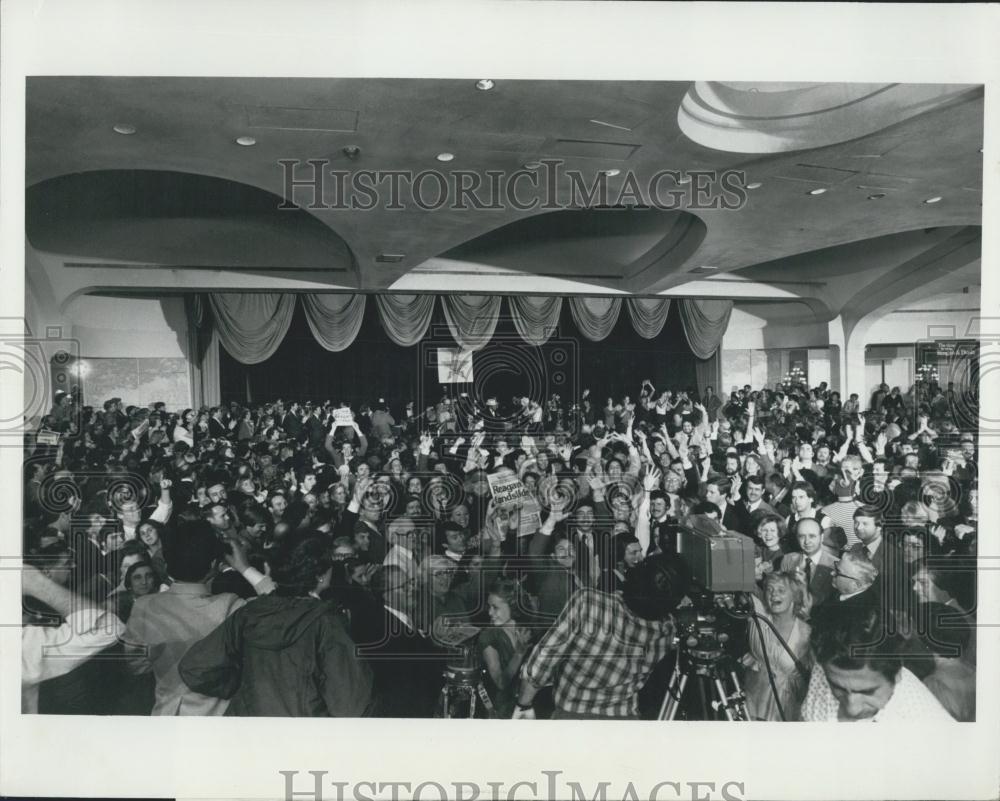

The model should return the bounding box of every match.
[736,474,778,535]
[704,478,745,533]
[780,518,836,607]
[304,404,327,448]
[853,505,886,579]
[207,406,228,439]
[810,546,881,629]
[357,565,446,717]
[382,516,424,583]
[281,402,304,441]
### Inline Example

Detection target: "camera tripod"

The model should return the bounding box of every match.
[657,611,749,721]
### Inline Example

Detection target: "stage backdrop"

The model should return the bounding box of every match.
[220,296,698,408]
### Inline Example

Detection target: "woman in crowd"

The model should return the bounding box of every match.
[608,531,643,593]
[744,570,813,721]
[173,408,196,448]
[116,559,163,623]
[753,513,787,583]
[477,578,536,718]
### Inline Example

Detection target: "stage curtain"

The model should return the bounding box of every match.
[695,351,721,397]
[442,294,502,351]
[208,293,295,365]
[375,294,435,347]
[301,294,366,352]
[509,296,563,346]
[678,298,733,359]
[569,297,622,342]
[626,297,671,339]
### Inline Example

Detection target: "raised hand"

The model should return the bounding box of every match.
[419,433,434,455]
[643,468,662,493]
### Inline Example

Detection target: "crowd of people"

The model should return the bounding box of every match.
[22,375,978,721]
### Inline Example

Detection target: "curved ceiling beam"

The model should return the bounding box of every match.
[841,226,981,342]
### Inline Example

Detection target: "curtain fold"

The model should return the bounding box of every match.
[374,294,435,347]
[569,297,622,341]
[626,297,671,339]
[678,298,734,359]
[441,295,502,351]
[208,293,296,365]
[301,294,366,352]
[201,327,222,407]
[508,296,563,346]
[694,350,721,397]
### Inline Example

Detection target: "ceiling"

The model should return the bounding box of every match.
[24,77,983,317]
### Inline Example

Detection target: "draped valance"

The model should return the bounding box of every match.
[374,294,435,347]
[195,293,733,365]
[302,294,366,352]
[569,297,622,342]
[678,298,734,359]
[208,293,296,365]
[441,295,502,351]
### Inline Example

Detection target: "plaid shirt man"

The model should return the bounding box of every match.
[521,587,673,718]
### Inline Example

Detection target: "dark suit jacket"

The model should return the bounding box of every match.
[809,584,881,631]
[356,608,447,717]
[281,411,303,439]
[780,549,836,607]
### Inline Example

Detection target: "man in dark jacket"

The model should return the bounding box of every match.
[179,533,374,717]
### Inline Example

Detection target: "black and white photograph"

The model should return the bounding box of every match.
[1,2,998,800]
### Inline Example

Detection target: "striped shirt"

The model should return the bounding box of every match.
[521,588,673,717]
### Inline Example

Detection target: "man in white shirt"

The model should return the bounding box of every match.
[801,607,953,722]
[117,479,173,540]
[21,566,125,713]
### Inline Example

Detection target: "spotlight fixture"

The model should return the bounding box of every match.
[475,79,495,91]
[867,193,887,200]
[676,174,691,185]
[923,196,942,204]
[436,152,455,162]
[601,169,621,178]
[523,161,544,170]
[746,182,762,190]
[343,145,361,160]
[112,124,136,135]
[808,187,828,195]
[235,136,257,146]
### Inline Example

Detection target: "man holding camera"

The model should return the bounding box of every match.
[512,554,688,720]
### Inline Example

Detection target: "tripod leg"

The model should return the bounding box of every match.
[469,688,477,719]
[441,687,450,719]
[728,670,750,721]
[713,678,735,721]
[658,670,688,721]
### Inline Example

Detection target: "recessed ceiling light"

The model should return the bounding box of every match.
[236,136,257,147]
[746,182,762,190]
[867,193,887,200]
[924,196,942,204]
[601,169,621,178]
[436,152,455,162]
[808,187,828,196]
[475,79,495,91]
[700,265,718,270]
[523,161,544,170]
[112,124,136,135]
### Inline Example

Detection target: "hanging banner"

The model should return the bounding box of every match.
[437,348,474,384]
